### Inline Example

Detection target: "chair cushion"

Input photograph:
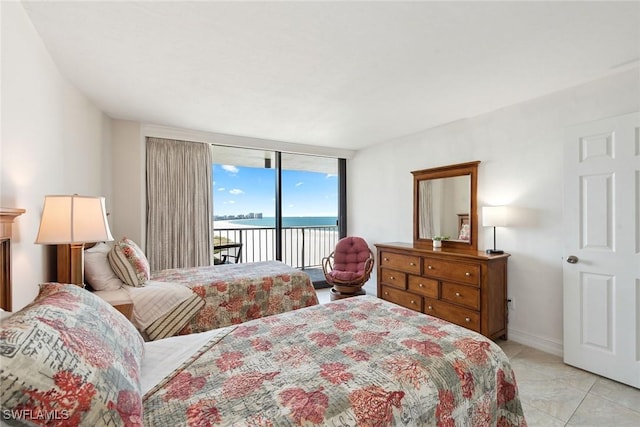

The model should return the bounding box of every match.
[328,270,363,282]
[332,237,371,277]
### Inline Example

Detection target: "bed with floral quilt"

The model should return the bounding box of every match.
[86,239,319,340]
[2,283,526,426]
[150,260,319,335]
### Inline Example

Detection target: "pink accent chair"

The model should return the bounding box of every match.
[322,236,374,296]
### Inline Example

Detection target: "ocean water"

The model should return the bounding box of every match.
[222,216,338,228]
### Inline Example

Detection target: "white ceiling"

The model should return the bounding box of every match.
[22,1,640,151]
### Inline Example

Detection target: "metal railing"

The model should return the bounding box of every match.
[214,225,339,270]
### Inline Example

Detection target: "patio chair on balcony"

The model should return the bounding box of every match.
[214,242,243,265]
[322,236,374,300]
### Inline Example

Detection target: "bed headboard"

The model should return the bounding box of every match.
[0,207,26,311]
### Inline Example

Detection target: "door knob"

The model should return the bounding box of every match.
[566,255,579,264]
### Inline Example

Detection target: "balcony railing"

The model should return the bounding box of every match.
[214,226,339,270]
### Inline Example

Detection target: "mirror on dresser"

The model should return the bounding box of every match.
[377,160,509,340]
[412,161,479,251]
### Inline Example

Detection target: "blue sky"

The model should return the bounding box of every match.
[213,164,338,217]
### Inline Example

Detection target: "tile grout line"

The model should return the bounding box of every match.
[563,382,593,425]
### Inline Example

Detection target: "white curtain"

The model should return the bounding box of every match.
[146,137,213,270]
[419,180,434,238]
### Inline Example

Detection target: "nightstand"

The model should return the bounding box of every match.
[93,288,134,321]
[112,303,133,320]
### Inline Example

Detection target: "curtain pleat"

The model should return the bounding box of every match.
[419,180,434,238]
[146,137,213,270]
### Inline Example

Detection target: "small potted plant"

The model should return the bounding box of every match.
[432,235,449,249]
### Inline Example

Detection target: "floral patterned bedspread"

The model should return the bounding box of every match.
[150,261,319,335]
[143,295,527,426]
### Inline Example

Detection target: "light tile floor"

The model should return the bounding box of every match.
[498,339,640,426]
[315,288,640,426]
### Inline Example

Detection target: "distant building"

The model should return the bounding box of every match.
[214,212,262,220]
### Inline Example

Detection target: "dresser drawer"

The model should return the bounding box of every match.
[441,282,480,310]
[379,251,421,274]
[381,286,423,311]
[423,298,480,333]
[408,275,438,298]
[380,268,407,290]
[422,258,480,286]
[376,243,509,341]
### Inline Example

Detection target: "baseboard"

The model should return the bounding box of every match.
[507,327,564,357]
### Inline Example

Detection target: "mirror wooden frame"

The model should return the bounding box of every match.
[412,161,480,251]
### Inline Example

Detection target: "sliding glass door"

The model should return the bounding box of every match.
[211,145,344,273]
[280,153,340,270]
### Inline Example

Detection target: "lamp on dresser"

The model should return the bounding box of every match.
[35,195,113,286]
[482,206,508,255]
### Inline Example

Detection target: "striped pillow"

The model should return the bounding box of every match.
[108,238,150,287]
[145,294,205,341]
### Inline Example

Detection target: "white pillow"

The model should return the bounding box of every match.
[0,308,12,321]
[84,242,125,291]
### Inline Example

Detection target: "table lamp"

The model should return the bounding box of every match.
[35,195,113,286]
[482,206,507,255]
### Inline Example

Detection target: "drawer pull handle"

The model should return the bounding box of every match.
[465,317,471,322]
[427,305,433,310]
[410,262,416,266]
[389,276,395,280]
[455,292,461,297]
[427,265,433,270]
[384,257,389,261]
[384,292,389,296]
[410,300,416,305]
[419,283,424,288]
[465,272,471,277]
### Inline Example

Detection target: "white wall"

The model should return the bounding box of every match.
[350,68,640,355]
[111,120,145,245]
[0,2,112,310]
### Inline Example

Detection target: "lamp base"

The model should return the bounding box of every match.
[486,249,504,255]
[57,243,86,287]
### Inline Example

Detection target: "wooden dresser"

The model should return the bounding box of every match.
[376,242,509,340]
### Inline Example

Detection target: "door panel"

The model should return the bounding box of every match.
[580,272,613,351]
[563,112,640,388]
[580,173,613,249]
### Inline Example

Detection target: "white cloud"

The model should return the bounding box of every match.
[295,182,304,187]
[326,173,337,178]
[218,187,226,191]
[229,189,244,195]
[222,165,239,174]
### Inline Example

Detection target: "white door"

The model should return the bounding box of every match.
[563,112,640,388]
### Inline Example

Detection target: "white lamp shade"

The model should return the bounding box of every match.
[35,195,114,244]
[482,206,508,227]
